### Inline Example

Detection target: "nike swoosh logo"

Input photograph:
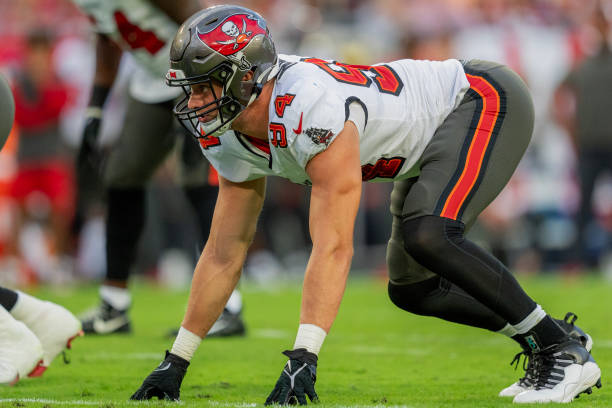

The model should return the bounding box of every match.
[154,362,171,372]
[293,113,303,134]
[92,316,129,334]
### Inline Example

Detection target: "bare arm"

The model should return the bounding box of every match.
[152,0,200,25]
[301,121,362,332]
[181,176,266,337]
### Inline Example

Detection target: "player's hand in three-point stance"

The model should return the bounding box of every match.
[130,351,189,401]
[265,349,319,405]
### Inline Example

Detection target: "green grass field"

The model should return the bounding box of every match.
[1,275,610,408]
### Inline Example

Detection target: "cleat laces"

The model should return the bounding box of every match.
[532,349,574,390]
[510,350,536,388]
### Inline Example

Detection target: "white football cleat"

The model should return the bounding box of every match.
[0,306,44,384]
[499,312,593,398]
[11,292,83,372]
[498,351,536,397]
[513,340,601,404]
[0,361,19,386]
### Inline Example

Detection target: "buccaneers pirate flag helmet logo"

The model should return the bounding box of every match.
[196,13,267,57]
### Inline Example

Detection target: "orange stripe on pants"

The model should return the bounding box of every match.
[440,74,501,220]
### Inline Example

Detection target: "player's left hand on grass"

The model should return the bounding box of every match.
[130,351,189,401]
[265,349,319,406]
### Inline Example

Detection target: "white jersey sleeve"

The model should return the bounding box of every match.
[284,79,346,169]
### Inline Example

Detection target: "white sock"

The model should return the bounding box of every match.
[224,290,242,315]
[171,327,202,361]
[497,323,518,337]
[10,291,45,322]
[512,305,546,334]
[293,324,327,355]
[99,285,131,311]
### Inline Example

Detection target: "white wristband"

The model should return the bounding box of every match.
[293,324,327,355]
[170,327,202,361]
[85,106,103,119]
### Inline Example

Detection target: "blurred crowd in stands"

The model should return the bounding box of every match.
[0,0,611,287]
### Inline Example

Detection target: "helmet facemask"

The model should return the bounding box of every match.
[168,62,244,139]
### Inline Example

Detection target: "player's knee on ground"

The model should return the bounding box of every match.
[402,215,464,261]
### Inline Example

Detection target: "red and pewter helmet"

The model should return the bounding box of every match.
[166,5,278,138]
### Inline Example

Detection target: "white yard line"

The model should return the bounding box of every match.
[0,399,415,408]
[0,399,141,406]
[348,345,429,356]
[595,340,612,348]
[251,328,291,339]
[209,402,416,408]
[85,351,164,360]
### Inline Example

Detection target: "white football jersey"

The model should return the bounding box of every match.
[199,55,470,185]
[72,0,180,102]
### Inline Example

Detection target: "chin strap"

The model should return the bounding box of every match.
[246,60,279,106]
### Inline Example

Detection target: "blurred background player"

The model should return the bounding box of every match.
[0,74,82,386]
[71,0,245,336]
[6,29,74,283]
[554,2,612,270]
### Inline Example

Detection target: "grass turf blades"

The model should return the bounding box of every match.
[0,275,609,407]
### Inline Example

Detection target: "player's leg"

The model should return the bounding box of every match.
[388,180,592,340]
[177,133,245,337]
[0,76,40,384]
[80,96,176,334]
[0,286,81,381]
[399,60,599,402]
[387,178,511,332]
[388,180,593,397]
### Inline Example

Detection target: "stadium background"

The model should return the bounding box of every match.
[0,0,611,288]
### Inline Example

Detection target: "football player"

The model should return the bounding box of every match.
[131,5,601,404]
[0,286,82,385]
[71,0,245,337]
[0,74,82,385]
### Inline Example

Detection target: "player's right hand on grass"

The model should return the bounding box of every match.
[265,349,319,406]
[130,351,189,401]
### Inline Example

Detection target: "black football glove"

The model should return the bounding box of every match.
[72,113,105,235]
[130,351,189,401]
[76,114,104,176]
[265,349,319,406]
